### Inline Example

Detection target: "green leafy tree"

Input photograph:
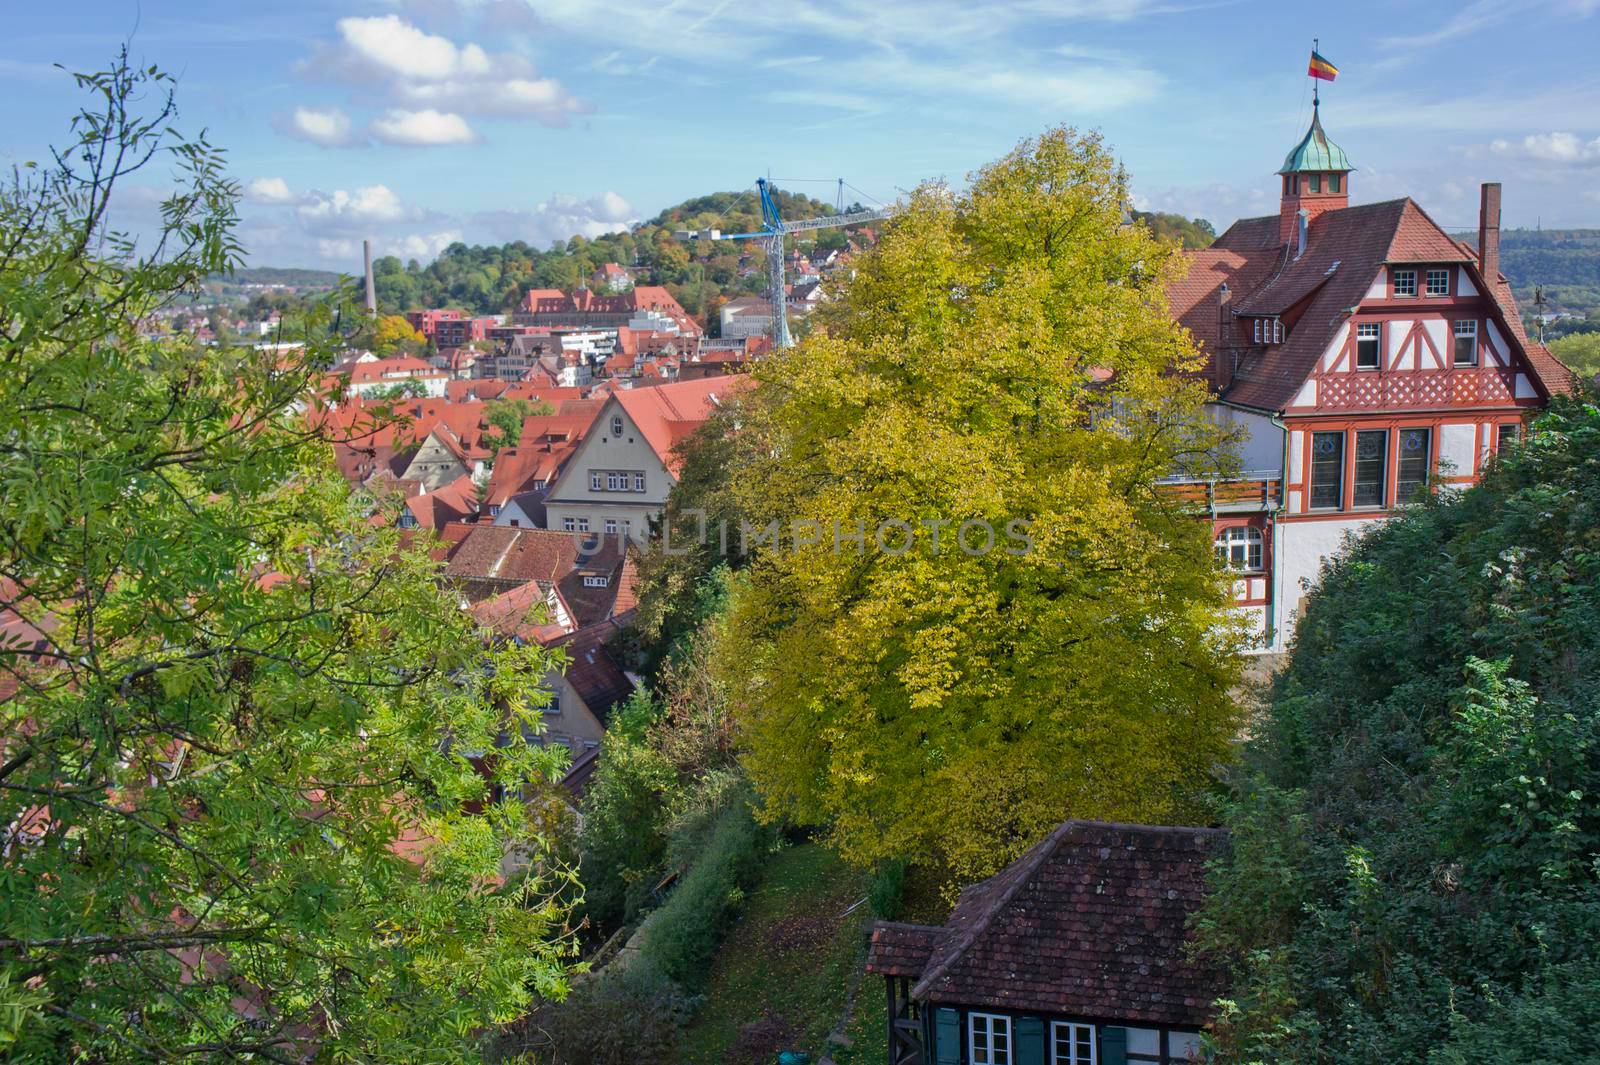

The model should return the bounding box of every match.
[1195,396,1600,1063]
[1550,331,1600,382]
[723,127,1244,884]
[0,56,576,1061]
[483,397,555,458]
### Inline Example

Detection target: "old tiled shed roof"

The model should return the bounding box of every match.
[868,821,1227,1030]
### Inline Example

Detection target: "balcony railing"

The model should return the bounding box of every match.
[1158,470,1281,514]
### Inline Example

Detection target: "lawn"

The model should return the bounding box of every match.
[675,840,871,1065]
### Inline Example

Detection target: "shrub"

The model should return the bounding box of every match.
[631,791,774,989]
[493,965,697,1065]
[867,859,908,920]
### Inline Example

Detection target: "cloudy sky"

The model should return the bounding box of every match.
[2,0,1598,269]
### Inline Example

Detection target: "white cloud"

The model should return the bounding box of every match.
[394,230,464,259]
[370,108,479,146]
[1492,131,1600,165]
[293,13,587,143]
[245,177,295,203]
[284,106,356,147]
[335,15,491,80]
[296,185,410,227]
[470,191,637,247]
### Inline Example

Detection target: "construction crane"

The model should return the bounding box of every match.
[676,178,894,348]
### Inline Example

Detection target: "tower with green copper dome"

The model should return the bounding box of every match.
[1277,105,1353,244]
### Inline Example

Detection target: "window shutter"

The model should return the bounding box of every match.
[1016,1016,1044,1065]
[935,1008,961,1065]
[1101,1026,1128,1065]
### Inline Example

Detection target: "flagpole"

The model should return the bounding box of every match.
[1313,37,1320,110]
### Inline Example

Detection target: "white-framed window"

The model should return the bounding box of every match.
[606,471,626,491]
[611,415,624,436]
[1453,319,1478,366]
[604,519,618,534]
[1393,269,1417,297]
[1050,1022,1096,1065]
[582,574,609,588]
[577,518,590,532]
[590,471,603,491]
[563,517,577,531]
[487,504,500,517]
[545,692,561,715]
[1271,319,1283,343]
[1214,525,1264,571]
[1252,319,1261,343]
[1426,268,1450,297]
[398,512,418,529]
[969,1013,1012,1065]
[1356,322,1381,369]
[633,472,646,492]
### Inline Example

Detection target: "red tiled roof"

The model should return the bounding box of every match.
[548,620,633,720]
[612,376,750,473]
[1179,198,1574,411]
[402,474,478,530]
[871,821,1227,1029]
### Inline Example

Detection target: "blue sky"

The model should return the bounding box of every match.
[3,0,1599,268]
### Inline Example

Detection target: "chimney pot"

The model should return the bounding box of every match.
[1478,182,1502,285]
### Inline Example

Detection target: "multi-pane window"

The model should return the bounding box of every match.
[1269,319,1283,343]
[1453,320,1478,366]
[563,517,577,531]
[1397,427,1432,503]
[1310,431,1345,509]
[970,1014,1012,1065]
[633,473,646,491]
[1356,323,1381,369]
[1252,319,1261,343]
[1393,269,1417,297]
[604,519,618,535]
[1426,268,1450,296]
[590,471,603,490]
[610,415,624,436]
[582,575,609,588]
[1050,1022,1097,1065]
[1352,429,1388,507]
[1215,526,1264,571]
[1497,421,1522,452]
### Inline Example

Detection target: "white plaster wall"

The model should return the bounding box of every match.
[1439,423,1477,477]
[1457,268,1478,297]
[1366,268,1387,301]
[1387,320,1412,369]
[1320,323,1351,371]
[1212,404,1285,473]
[1276,516,1388,647]
[1486,320,1509,365]
[1422,320,1448,367]
[1515,373,1537,399]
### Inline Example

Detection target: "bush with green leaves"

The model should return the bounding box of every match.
[1196,396,1600,1063]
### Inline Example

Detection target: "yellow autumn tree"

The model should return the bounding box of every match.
[372,312,425,353]
[723,127,1246,883]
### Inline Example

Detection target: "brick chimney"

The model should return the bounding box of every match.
[1478,182,1502,284]
[1213,282,1234,392]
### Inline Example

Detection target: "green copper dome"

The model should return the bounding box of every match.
[1277,107,1353,174]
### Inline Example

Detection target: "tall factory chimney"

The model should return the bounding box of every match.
[362,239,377,316]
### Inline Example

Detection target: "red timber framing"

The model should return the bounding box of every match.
[1281,411,1525,523]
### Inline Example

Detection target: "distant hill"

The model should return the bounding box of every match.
[211,266,344,288]
[1452,228,1600,335]
[360,189,877,323]
[1132,210,1216,250]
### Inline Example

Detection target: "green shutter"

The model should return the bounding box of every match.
[1016,1016,1044,1065]
[935,1008,961,1065]
[1101,1026,1128,1065]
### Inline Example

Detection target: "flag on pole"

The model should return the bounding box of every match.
[1308,50,1339,81]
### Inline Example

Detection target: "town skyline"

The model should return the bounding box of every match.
[2,0,1599,269]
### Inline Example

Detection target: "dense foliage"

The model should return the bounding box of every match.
[1497,228,1600,329]
[1197,396,1600,1063]
[0,58,576,1061]
[722,128,1245,884]
[1551,331,1600,382]
[1132,209,1216,249]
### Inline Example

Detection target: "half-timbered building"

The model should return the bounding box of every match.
[1168,105,1576,650]
[866,821,1224,1065]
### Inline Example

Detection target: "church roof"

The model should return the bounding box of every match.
[1278,107,1353,174]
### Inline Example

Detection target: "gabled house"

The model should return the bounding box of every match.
[867,821,1225,1065]
[542,377,745,541]
[1167,103,1577,650]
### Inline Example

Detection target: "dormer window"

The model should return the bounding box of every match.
[1393,269,1418,297]
[1426,268,1450,297]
